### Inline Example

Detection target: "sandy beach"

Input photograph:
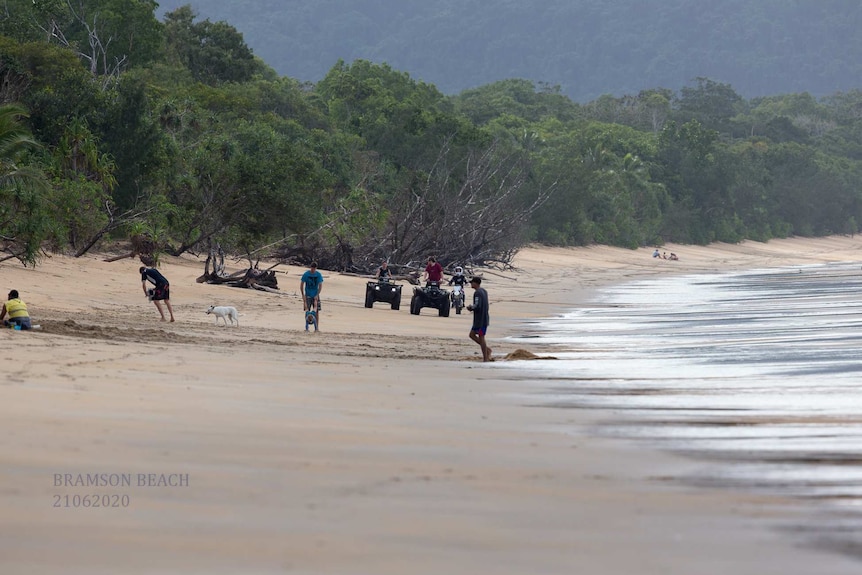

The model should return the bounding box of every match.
[3,236,862,574]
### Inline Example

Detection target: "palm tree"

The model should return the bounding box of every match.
[0,103,49,265]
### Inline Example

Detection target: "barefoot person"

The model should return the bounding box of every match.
[140,266,175,322]
[466,276,491,362]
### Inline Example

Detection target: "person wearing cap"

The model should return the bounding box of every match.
[1,290,32,330]
[140,266,175,322]
[466,276,491,362]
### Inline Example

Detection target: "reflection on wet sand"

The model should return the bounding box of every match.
[510,262,862,559]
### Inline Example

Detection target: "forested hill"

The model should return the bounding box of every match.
[156,0,862,102]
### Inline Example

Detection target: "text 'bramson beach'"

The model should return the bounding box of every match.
[54,473,189,487]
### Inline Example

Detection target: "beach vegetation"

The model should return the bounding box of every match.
[1,3,862,271]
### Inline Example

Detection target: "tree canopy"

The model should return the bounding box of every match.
[1,1,862,271]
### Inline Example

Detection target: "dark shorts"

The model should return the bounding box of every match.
[471,325,488,336]
[5,317,31,330]
[304,295,320,311]
[152,284,170,301]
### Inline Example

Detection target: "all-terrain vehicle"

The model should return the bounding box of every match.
[410,282,450,317]
[365,278,402,310]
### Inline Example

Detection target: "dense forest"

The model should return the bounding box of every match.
[155,0,862,102]
[1,1,861,274]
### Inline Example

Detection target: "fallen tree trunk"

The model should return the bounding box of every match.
[197,265,279,291]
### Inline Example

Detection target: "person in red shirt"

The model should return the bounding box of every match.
[423,256,443,286]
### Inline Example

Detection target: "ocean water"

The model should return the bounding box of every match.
[506,262,862,556]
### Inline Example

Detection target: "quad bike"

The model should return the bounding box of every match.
[410,282,450,317]
[450,284,466,314]
[365,278,402,310]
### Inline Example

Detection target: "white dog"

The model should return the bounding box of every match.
[206,305,239,327]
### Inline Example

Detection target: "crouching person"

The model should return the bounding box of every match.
[1,290,32,330]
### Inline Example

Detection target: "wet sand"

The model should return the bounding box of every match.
[507,261,862,561]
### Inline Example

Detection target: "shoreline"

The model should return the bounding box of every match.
[2,237,862,573]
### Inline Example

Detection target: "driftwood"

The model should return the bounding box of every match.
[196,246,279,291]
[197,266,279,291]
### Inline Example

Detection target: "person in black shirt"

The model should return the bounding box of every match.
[448,266,468,287]
[376,261,392,280]
[140,266,175,322]
[466,276,491,362]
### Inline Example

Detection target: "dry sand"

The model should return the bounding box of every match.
[2,236,862,574]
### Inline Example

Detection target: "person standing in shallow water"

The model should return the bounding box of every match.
[467,276,491,362]
[140,266,175,322]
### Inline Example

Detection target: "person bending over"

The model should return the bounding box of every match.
[140,266,175,322]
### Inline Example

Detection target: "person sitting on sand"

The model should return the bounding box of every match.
[0,289,31,330]
[669,253,679,261]
[653,248,660,258]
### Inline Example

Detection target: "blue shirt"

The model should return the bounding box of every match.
[301,270,324,297]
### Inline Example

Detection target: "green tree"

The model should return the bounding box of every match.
[17,0,163,80]
[0,104,50,264]
[163,5,263,86]
[675,77,746,136]
[453,79,582,126]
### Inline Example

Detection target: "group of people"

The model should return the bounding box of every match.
[378,256,490,362]
[7,256,491,360]
[138,256,491,361]
[652,249,679,261]
[424,256,491,361]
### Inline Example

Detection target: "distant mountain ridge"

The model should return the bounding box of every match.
[157,0,862,101]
